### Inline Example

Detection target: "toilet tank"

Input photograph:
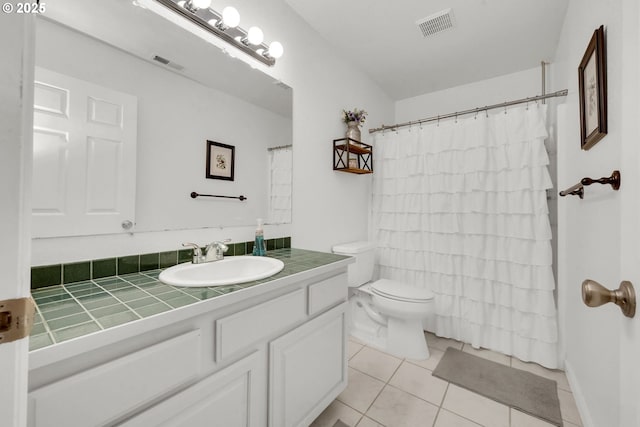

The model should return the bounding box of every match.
[332,241,376,287]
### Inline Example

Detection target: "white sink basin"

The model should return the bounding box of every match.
[159,256,285,287]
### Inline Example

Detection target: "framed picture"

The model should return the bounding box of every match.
[206,140,235,181]
[578,25,607,150]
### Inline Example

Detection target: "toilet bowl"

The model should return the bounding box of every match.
[333,242,433,360]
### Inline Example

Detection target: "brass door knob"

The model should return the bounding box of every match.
[582,279,636,318]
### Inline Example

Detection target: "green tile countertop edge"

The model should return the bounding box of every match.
[29,248,349,352]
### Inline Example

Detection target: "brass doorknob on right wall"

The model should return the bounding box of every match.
[582,279,636,318]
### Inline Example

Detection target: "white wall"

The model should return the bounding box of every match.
[551,1,624,426]
[395,67,543,123]
[213,0,394,252]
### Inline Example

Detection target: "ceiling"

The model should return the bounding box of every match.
[285,0,569,100]
[40,0,292,117]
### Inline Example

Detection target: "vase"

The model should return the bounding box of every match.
[345,120,361,142]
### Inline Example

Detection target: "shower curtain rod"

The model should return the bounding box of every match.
[368,89,568,134]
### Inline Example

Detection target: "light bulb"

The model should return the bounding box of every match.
[191,0,211,8]
[247,26,264,45]
[177,0,186,7]
[267,41,283,59]
[222,6,240,28]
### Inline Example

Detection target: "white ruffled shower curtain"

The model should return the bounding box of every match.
[371,105,559,368]
[267,146,292,224]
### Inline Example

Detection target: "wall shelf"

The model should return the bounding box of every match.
[333,138,373,174]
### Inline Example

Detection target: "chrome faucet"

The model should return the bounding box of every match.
[182,239,231,264]
[182,242,204,264]
[203,239,231,262]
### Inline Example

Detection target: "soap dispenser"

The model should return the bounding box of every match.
[252,218,267,256]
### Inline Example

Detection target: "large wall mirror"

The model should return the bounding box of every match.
[32,0,292,238]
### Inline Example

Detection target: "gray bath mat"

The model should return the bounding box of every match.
[433,347,563,426]
[332,421,350,427]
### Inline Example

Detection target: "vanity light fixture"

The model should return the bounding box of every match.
[149,0,283,66]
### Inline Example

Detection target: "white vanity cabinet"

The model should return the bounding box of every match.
[28,266,350,427]
[269,304,348,427]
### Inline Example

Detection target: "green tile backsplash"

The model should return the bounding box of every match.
[31,265,62,288]
[140,253,160,271]
[92,258,117,279]
[31,237,292,289]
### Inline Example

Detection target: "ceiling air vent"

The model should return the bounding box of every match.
[152,55,184,71]
[416,8,455,38]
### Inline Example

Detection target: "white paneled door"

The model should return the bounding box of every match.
[32,67,137,238]
[619,1,640,424]
[0,15,35,427]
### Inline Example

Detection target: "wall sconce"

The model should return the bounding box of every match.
[151,0,284,66]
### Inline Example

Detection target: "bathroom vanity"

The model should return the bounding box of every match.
[27,249,352,427]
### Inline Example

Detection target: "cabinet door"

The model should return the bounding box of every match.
[269,303,348,427]
[28,330,201,427]
[120,350,265,427]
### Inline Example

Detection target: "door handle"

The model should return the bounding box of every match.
[582,279,636,318]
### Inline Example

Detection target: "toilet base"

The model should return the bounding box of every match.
[387,317,430,360]
[348,295,430,361]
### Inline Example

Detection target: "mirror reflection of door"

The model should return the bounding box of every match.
[34,5,292,238]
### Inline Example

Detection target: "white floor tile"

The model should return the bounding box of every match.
[367,385,439,427]
[310,400,362,427]
[425,332,464,352]
[442,384,509,427]
[510,357,571,391]
[388,361,448,406]
[338,368,385,413]
[349,346,402,382]
[461,344,511,366]
[348,340,365,360]
[557,389,583,426]
[434,409,482,427]
[356,416,384,427]
[315,338,585,427]
[510,409,557,427]
[406,347,445,372]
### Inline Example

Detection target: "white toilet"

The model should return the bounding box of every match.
[332,241,434,360]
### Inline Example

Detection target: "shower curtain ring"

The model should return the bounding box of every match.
[485,107,489,118]
[474,109,478,120]
[504,102,508,114]
[408,121,412,132]
[526,97,529,110]
[455,112,458,124]
[437,115,440,127]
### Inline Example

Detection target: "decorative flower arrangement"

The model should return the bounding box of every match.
[342,108,368,126]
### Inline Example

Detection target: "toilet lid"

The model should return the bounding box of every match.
[370,279,434,302]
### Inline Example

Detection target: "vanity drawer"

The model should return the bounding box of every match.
[308,273,348,316]
[216,289,306,362]
[28,330,201,427]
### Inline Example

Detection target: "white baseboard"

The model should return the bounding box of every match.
[563,359,594,427]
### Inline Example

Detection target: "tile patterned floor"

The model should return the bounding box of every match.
[311,333,583,427]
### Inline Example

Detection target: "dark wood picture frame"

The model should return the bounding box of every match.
[578,25,607,150]
[206,140,235,181]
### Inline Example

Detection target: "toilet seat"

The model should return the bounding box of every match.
[370,279,434,303]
